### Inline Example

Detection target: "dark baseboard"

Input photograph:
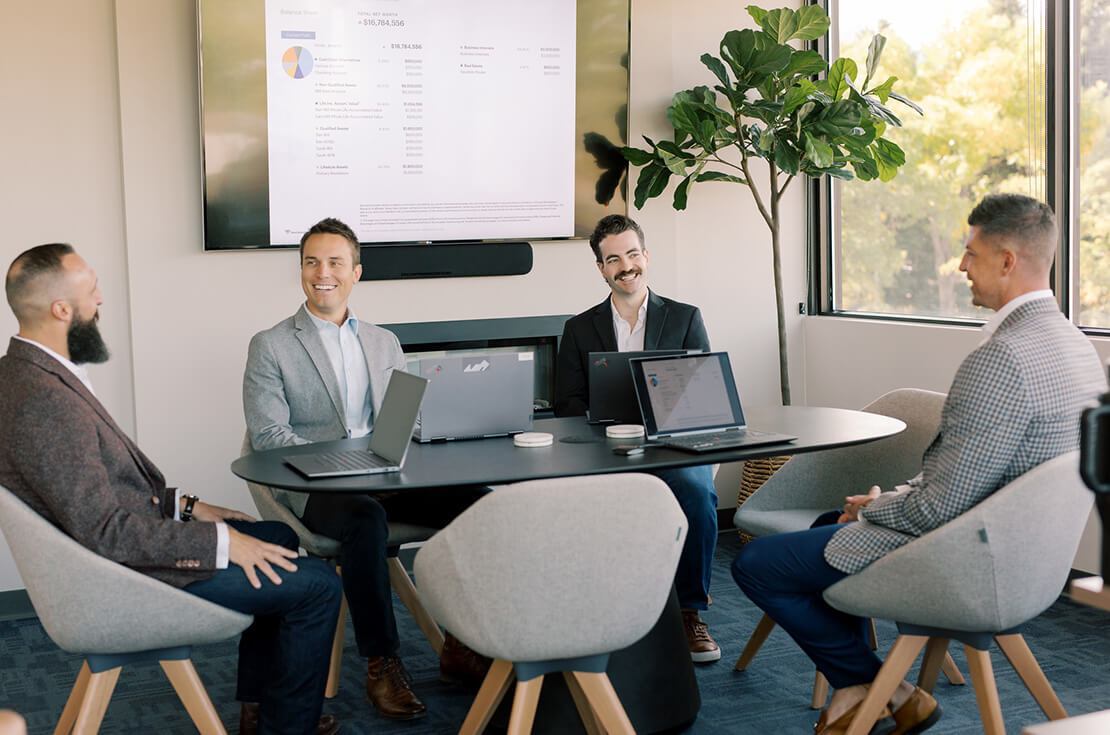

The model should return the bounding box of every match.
[0,589,34,622]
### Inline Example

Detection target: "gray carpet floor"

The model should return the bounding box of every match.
[2,533,1109,734]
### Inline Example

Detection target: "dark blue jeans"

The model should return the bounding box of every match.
[184,520,343,735]
[731,513,882,689]
[654,465,717,611]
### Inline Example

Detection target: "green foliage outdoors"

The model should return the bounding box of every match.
[621,4,921,404]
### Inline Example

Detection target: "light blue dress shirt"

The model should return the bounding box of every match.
[306,307,374,437]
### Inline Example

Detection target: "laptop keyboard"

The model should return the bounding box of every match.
[662,429,776,451]
[312,450,393,471]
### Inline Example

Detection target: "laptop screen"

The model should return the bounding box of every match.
[367,370,427,464]
[630,352,746,436]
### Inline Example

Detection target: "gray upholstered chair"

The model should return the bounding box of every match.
[733,388,961,705]
[824,451,1088,735]
[0,485,252,734]
[414,473,688,735]
[240,434,443,698]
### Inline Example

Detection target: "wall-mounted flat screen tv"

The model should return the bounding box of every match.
[198,0,630,251]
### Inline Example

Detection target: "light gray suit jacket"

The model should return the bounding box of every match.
[825,297,1107,574]
[243,304,406,515]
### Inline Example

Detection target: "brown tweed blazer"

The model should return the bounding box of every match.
[0,338,217,588]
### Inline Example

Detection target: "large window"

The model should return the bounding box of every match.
[827,1,1049,320]
[1079,1,1110,328]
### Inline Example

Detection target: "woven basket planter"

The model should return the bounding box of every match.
[735,455,791,544]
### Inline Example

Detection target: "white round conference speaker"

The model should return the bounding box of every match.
[513,432,554,448]
[606,424,645,439]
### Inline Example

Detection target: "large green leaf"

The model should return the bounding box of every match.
[872,138,906,181]
[774,138,801,174]
[748,42,794,77]
[720,29,758,80]
[782,50,827,80]
[864,34,887,89]
[701,53,730,87]
[804,133,834,168]
[697,171,747,184]
[783,79,816,116]
[746,5,768,27]
[790,5,831,41]
[867,76,897,104]
[632,164,667,209]
[673,173,695,210]
[851,153,879,181]
[621,146,655,166]
[889,91,924,116]
[667,98,701,136]
[761,8,799,44]
[743,99,784,125]
[828,58,857,100]
[808,99,863,139]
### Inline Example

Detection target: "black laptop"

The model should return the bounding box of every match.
[587,350,687,424]
[628,352,796,453]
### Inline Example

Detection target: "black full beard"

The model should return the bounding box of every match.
[67,314,110,365]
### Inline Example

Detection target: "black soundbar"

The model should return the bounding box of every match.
[358,242,533,281]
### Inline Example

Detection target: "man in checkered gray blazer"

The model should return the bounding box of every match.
[732,194,1107,735]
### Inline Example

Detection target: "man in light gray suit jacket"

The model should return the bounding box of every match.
[733,195,1107,735]
[244,218,487,721]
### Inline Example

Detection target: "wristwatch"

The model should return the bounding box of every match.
[181,494,200,522]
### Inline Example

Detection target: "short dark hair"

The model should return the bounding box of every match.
[5,243,75,322]
[967,194,1056,267]
[589,215,645,262]
[299,218,360,265]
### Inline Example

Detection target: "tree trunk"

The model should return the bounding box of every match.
[930,223,956,315]
[769,173,790,406]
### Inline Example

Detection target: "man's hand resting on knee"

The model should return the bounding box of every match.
[228,527,300,589]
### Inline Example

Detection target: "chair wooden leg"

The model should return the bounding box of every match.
[735,613,776,671]
[995,634,1067,720]
[964,645,1006,735]
[811,670,830,709]
[388,557,445,655]
[563,672,603,735]
[71,667,121,735]
[507,676,544,735]
[916,637,950,694]
[460,659,515,735]
[572,672,636,735]
[844,635,928,735]
[160,660,227,735]
[55,661,92,735]
[940,650,966,685]
[325,589,348,699]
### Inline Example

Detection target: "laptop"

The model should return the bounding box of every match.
[284,370,428,478]
[412,352,534,442]
[629,352,796,453]
[587,349,687,424]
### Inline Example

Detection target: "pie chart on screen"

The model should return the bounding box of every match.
[282,46,314,79]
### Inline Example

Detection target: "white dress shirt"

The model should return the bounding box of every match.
[306,306,374,437]
[13,336,229,568]
[611,294,649,352]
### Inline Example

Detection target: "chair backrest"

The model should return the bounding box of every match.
[824,451,1092,632]
[739,388,946,515]
[0,485,251,655]
[413,473,687,663]
[240,432,341,558]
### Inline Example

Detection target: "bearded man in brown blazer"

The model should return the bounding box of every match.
[0,244,343,735]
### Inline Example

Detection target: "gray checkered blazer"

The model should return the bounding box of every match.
[824,297,1107,574]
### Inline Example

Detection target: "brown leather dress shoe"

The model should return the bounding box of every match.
[239,702,341,735]
[366,656,427,720]
[814,702,895,735]
[891,687,942,734]
[439,632,493,688]
[681,609,721,663]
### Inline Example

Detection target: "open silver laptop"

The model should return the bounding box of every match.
[629,352,795,454]
[413,353,534,442]
[284,370,428,478]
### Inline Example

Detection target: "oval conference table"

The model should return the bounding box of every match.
[232,407,905,734]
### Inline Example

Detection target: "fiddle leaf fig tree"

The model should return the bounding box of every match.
[623,4,921,405]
